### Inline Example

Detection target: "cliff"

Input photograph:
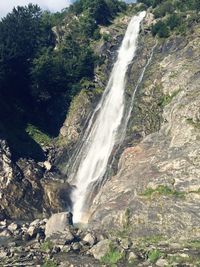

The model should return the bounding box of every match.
[89,22,200,242]
[0,1,200,266]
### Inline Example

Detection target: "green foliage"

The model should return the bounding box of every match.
[153,1,175,18]
[141,185,185,199]
[40,240,54,252]
[0,4,53,97]
[42,259,57,267]
[1,0,119,142]
[139,0,200,13]
[151,20,170,38]
[25,124,52,147]
[137,0,154,7]
[159,89,181,107]
[166,13,182,30]
[102,32,111,41]
[139,0,199,39]
[69,0,126,25]
[186,240,200,249]
[100,243,124,265]
[147,249,163,263]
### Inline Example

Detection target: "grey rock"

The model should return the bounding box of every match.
[48,227,75,246]
[128,251,137,262]
[0,250,8,258]
[83,233,97,246]
[8,222,19,232]
[89,24,200,241]
[0,229,12,237]
[89,239,111,260]
[156,259,169,267]
[27,225,39,238]
[45,212,73,238]
[30,219,41,227]
[120,237,132,250]
[72,242,82,252]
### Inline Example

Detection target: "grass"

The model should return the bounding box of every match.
[148,249,163,264]
[26,123,52,147]
[159,89,181,107]
[40,240,54,252]
[185,240,200,249]
[135,235,166,253]
[42,259,57,267]
[141,185,185,199]
[100,243,124,266]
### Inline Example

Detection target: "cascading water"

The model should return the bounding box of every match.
[71,11,146,223]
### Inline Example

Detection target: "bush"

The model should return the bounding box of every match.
[151,21,170,38]
[153,1,175,18]
[102,32,111,42]
[166,13,182,30]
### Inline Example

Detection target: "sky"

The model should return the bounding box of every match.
[0,0,74,18]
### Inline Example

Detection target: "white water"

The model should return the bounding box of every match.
[71,11,146,223]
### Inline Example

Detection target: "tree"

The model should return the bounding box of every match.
[0,4,53,99]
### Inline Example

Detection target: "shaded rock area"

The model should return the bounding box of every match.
[0,212,199,266]
[88,24,200,241]
[0,139,72,220]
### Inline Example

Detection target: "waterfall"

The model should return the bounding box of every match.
[71,11,146,223]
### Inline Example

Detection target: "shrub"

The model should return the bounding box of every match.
[153,1,175,18]
[151,21,170,38]
[166,13,182,30]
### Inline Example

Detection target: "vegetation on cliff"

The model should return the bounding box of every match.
[139,0,200,37]
[0,0,126,159]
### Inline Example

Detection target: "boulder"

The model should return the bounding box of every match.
[83,232,97,247]
[27,225,39,238]
[45,212,73,238]
[89,239,111,260]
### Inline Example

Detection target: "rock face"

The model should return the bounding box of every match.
[0,140,21,188]
[88,24,200,240]
[0,139,72,220]
[89,239,111,260]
